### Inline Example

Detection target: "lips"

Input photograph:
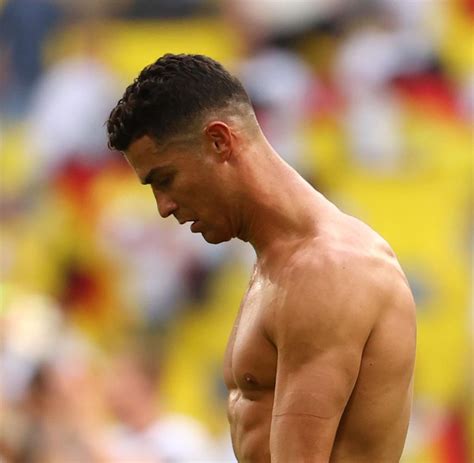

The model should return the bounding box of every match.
[177,218,201,233]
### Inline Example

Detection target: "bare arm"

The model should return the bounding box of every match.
[269,258,370,461]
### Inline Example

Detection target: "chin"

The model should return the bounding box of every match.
[202,229,232,245]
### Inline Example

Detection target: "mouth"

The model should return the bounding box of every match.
[177,219,201,233]
[178,219,194,225]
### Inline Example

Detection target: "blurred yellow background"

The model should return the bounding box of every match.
[0,0,472,462]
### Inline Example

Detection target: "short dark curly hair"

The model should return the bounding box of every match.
[106,53,252,151]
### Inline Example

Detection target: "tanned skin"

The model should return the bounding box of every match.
[123,109,416,462]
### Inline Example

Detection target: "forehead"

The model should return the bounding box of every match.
[125,135,161,167]
[124,134,204,184]
[124,135,171,181]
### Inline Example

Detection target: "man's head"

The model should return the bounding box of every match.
[107,53,258,244]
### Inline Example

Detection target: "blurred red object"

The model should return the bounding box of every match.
[437,409,470,463]
[392,72,460,120]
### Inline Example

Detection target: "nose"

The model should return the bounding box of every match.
[152,188,177,218]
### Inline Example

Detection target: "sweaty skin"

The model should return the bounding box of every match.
[124,125,416,462]
[223,202,416,462]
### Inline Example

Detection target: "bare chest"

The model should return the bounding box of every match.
[223,274,278,394]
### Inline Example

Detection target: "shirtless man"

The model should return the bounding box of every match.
[106,54,416,462]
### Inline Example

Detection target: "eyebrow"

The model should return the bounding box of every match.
[141,166,169,185]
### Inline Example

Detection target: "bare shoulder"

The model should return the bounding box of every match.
[271,216,415,347]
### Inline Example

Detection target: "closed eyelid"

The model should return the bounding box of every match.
[151,173,175,189]
[157,176,172,186]
[142,167,172,185]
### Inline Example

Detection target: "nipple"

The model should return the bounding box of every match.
[244,373,257,385]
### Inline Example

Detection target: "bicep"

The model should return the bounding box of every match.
[274,343,361,418]
[268,252,373,459]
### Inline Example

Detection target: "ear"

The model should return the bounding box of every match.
[204,121,233,161]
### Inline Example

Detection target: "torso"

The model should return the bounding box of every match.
[223,204,416,462]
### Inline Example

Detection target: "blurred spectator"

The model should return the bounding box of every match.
[0,294,108,462]
[95,176,228,325]
[239,48,314,174]
[10,360,106,463]
[340,88,406,172]
[104,345,219,462]
[0,293,63,404]
[224,0,348,48]
[26,54,119,180]
[0,0,62,119]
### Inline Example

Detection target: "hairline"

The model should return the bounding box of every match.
[121,99,258,154]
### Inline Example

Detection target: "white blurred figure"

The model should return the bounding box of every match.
[104,348,220,462]
[0,292,110,462]
[341,89,405,172]
[332,2,441,173]
[239,48,314,173]
[26,54,119,178]
[334,18,434,99]
[0,292,63,461]
[225,0,349,44]
[375,0,440,35]
[97,189,226,324]
[0,293,63,403]
[225,0,348,175]
[334,28,403,172]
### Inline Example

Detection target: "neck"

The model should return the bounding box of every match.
[235,140,328,257]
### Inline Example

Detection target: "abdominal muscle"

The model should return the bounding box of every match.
[227,388,274,463]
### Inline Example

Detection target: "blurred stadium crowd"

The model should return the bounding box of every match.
[0,0,472,461]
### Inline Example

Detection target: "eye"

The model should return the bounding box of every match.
[155,175,173,189]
